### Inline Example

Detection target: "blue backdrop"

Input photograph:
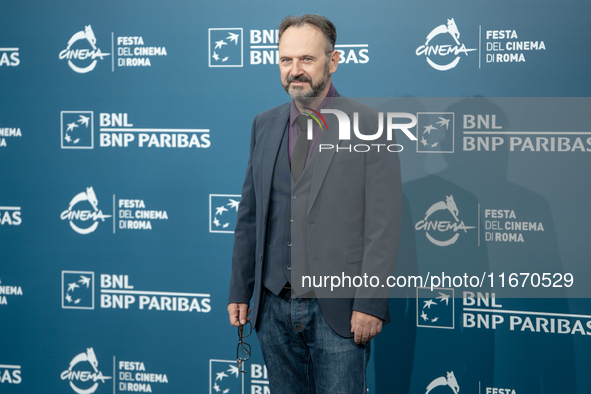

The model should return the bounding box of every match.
[1,0,590,393]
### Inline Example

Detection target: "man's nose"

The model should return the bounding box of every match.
[289,59,303,76]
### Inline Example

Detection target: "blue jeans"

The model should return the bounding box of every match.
[257,289,370,394]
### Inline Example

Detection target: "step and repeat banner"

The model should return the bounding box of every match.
[1,0,590,393]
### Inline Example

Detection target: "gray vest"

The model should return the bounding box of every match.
[289,138,318,297]
[262,123,291,296]
[263,122,319,297]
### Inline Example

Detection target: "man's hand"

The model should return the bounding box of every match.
[350,311,383,345]
[228,303,251,327]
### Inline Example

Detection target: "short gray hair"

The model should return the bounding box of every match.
[278,14,337,54]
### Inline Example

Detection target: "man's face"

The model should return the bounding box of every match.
[278,24,338,103]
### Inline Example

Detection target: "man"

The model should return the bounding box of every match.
[228,14,401,393]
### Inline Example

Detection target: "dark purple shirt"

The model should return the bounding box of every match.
[288,83,336,164]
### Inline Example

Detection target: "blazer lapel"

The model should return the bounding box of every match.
[262,104,290,222]
[308,95,353,216]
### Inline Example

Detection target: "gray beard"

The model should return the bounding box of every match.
[289,78,329,105]
[285,60,331,105]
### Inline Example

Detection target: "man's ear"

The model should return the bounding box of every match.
[329,50,339,74]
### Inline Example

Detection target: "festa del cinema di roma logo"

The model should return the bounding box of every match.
[425,371,460,394]
[61,348,111,394]
[415,195,475,246]
[61,187,111,234]
[59,25,110,73]
[416,18,476,71]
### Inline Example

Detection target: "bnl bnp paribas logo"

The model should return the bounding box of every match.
[61,111,93,149]
[208,28,243,67]
[0,204,21,226]
[59,25,110,73]
[417,287,454,329]
[0,363,22,385]
[62,271,94,309]
[209,194,241,233]
[416,112,454,153]
[416,18,476,71]
[61,111,211,149]
[208,28,369,67]
[62,271,211,313]
[61,187,111,235]
[415,195,476,247]
[209,360,243,394]
[0,45,19,67]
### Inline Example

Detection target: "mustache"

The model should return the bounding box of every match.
[286,75,312,84]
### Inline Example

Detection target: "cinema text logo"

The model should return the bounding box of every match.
[209,28,370,67]
[416,18,476,71]
[60,187,112,234]
[0,46,19,67]
[0,364,21,385]
[0,205,21,226]
[59,25,110,73]
[61,348,112,394]
[0,124,23,148]
[0,277,24,306]
[424,365,517,394]
[415,195,476,246]
[425,371,460,394]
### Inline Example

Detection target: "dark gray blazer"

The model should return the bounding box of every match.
[229,94,402,337]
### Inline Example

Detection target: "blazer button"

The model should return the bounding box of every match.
[289,218,294,223]
[291,195,296,199]
[287,241,292,247]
